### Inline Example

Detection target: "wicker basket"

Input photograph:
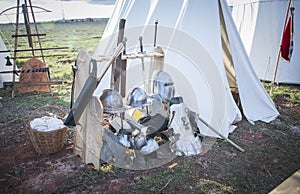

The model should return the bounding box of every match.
[26,106,67,154]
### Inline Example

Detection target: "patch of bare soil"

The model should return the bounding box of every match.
[0,88,299,193]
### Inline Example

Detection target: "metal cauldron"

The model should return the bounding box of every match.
[100,89,126,114]
[127,87,151,107]
[152,70,175,102]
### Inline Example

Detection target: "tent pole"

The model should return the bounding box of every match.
[270,0,292,95]
[197,114,245,152]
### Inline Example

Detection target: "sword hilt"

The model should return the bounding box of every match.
[139,36,143,53]
[154,19,159,47]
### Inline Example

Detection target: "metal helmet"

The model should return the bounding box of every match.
[100,89,126,114]
[152,70,175,102]
[127,87,150,107]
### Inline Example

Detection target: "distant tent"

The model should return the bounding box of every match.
[0,36,13,88]
[71,0,279,169]
[230,0,300,84]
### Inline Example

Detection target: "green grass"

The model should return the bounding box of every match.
[272,85,300,104]
[1,21,107,84]
[264,82,300,104]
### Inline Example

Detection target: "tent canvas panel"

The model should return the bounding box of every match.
[220,0,279,123]
[231,0,300,84]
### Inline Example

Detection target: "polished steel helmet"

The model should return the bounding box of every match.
[127,87,151,107]
[152,70,174,102]
[100,89,126,114]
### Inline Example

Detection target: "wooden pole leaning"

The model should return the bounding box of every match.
[270,0,292,95]
[197,114,245,152]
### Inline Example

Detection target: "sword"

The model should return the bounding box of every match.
[139,36,146,85]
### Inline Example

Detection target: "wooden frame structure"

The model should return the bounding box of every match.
[1,0,68,97]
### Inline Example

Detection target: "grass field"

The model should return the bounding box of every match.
[0,21,107,106]
[1,21,107,81]
[0,21,299,193]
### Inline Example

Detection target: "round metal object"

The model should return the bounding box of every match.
[100,89,126,114]
[152,70,175,101]
[127,87,151,107]
[134,134,147,150]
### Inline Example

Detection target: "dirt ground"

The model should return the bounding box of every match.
[0,86,299,194]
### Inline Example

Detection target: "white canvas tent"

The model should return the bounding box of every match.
[71,0,279,169]
[0,36,12,88]
[230,0,300,84]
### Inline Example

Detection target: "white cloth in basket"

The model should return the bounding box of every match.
[30,116,65,132]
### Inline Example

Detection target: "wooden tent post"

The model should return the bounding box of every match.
[270,0,292,95]
[112,19,126,94]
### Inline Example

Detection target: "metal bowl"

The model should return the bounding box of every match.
[100,89,126,114]
[152,70,175,101]
[127,87,151,107]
